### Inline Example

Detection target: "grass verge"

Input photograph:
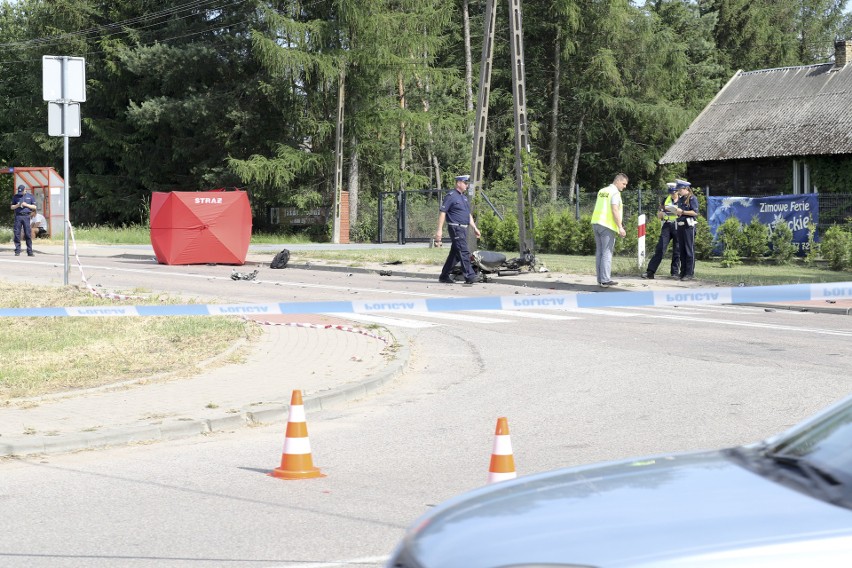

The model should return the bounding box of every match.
[0,283,260,400]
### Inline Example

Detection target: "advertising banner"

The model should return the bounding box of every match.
[707,193,819,255]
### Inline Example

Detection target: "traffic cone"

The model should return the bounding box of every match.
[487,417,517,483]
[270,390,325,479]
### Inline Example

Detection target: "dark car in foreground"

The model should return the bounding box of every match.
[387,395,852,568]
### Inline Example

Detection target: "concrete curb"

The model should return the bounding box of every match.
[100,251,852,315]
[0,331,410,458]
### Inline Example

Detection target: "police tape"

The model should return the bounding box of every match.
[1,282,850,318]
[68,222,145,301]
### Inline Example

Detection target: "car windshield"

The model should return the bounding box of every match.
[755,400,852,500]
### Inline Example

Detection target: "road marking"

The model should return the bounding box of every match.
[478,309,580,320]
[323,313,438,328]
[264,555,389,568]
[553,307,639,317]
[407,311,510,323]
[635,313,852,337]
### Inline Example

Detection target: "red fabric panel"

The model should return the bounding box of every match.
[150,191,252,265]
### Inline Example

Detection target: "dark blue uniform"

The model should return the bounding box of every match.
[439,189,476,281]
[676,194,700,278]
[645,196,680,277]
[11,191,35,256]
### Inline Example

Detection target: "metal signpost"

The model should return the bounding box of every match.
[43,55,85,285]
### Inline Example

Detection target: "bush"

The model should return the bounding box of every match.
[742,216,770,260]
[716,217,744,265]
[769,221,796,265]
[695,216,714,261]
[0,226,11,244]
[804,221,820,266]
[492,214,520,252]
[822,225,852,271]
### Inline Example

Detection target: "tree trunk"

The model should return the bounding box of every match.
[568,114,584,205]
[414,71,442,190]
[548,35,562,203]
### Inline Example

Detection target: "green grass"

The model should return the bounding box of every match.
[65,224,317,245]
[0,282,259,400]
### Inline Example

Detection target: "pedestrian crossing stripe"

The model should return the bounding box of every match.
[0,282,848,318]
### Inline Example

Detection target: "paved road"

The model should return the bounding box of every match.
[1,244,851,567]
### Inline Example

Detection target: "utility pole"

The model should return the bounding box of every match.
[468,0,531,255]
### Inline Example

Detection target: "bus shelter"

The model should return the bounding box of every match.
[2,166,65,238]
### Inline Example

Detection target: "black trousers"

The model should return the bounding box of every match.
[13,215,32,254]
[646,221,679,276]
[440,224,475,280]
[677,222,696,277]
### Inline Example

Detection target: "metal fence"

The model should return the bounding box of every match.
[378,189,445,244]
[375,186,852,243]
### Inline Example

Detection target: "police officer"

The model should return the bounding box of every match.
[642,182,680,279]
[11,184,36,257]
[436,175,481,284]
[673,179,700,280]
[591,173,628,287]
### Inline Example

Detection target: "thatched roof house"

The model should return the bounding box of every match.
[660,40,852,195]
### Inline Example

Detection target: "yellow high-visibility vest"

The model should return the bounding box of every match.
[591,185,621,232]
[663,195,678,222]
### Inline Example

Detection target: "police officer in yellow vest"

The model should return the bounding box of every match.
[642,182,680,279]
[591,173,628,287]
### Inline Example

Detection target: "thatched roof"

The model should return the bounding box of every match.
[659,62,852,164]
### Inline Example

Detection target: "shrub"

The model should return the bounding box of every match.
[803,220,820,267]
[694,216,714,261]
[769,221,796,265]
[492,214,520,252]
[716,216,744,264]
[0,226,11,244]
[822,225,852,271]
[742,216,770,260]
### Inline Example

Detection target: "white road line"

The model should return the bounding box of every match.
[323,313,438,328]
[37,260,449,298]
[264,555,389,568]
[478,309,580,321]
[553,307,639,317]
[619,306,709,315]
[637,313,852,337]
[407,311,510,323]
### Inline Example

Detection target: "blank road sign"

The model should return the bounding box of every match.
[43,56,86,102]
[48,102,81,137]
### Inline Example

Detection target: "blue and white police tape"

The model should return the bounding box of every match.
[0,282,849,318]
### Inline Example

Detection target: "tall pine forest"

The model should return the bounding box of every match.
[0,0,849,238]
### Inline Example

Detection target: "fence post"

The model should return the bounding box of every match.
[575,183,580,220]
[377,192,385,243]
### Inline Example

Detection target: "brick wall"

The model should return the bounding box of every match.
[339,191,350,244]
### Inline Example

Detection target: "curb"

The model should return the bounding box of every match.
[0,330,410,458]
[99,251,852,315]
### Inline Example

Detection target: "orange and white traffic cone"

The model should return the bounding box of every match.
[487,417,516,483]
[270,390,325,480]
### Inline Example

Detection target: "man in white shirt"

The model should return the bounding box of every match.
[30,209,48,239]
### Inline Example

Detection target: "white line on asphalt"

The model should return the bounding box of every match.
[323,312,439,328]
[636,313,852,337]
[477,309,580,320]
[406,311,510,323]
[553,307,640,317]
[264,555,389,568]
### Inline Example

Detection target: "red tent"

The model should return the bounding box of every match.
[150,190,252,265]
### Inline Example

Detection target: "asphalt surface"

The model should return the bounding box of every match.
[1,242,849,458]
